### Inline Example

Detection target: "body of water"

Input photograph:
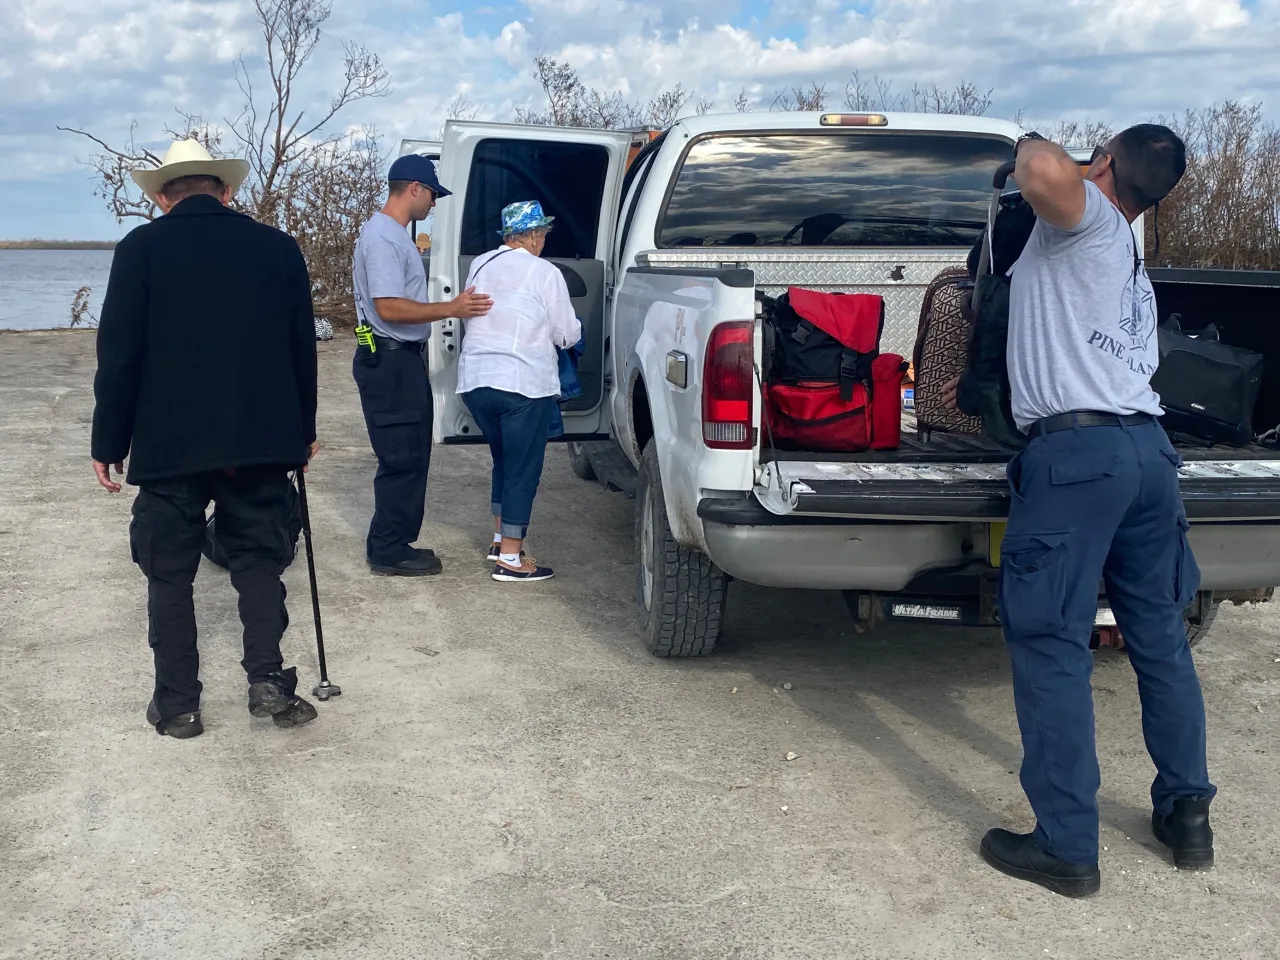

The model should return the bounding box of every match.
[0,249,114,330]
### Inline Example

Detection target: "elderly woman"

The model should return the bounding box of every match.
[456,201,581,583]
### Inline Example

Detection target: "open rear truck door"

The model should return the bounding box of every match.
[429,121,632,442]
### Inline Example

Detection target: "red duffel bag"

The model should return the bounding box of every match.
[765,381,870,451]
[764,353,907,452]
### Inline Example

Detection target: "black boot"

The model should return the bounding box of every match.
[369,552,443,576]
[980,829,1101,898]
[248,670,318,729]
[145,699,204,739]
[1153,797,1214,870]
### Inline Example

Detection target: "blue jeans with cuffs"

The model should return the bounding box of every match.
[998,418,1216,864]
[461,388,558,540]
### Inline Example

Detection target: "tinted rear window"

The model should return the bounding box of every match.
[461,139,608,259]
[658,133,1015,248]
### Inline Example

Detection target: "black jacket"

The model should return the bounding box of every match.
[91,196,318,483]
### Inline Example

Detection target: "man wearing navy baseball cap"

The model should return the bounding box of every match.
[350,154,492,576]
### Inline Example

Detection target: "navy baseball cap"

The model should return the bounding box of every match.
[387,154,452,198]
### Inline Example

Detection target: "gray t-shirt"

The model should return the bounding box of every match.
[352,212,430,343]
[1007,180,1163,430]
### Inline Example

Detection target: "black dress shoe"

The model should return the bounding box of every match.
[247,682,319,729]
[145,699,204,739]
[980,828,1101,898]
[1153,797,1214,870]
[369,552,443,576]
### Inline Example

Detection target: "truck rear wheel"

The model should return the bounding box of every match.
[1090,598,1222,650]
[635,440,727,657]
[1185,599,1220,648]
[567,441,597,481]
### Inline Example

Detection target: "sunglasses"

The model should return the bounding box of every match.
[1089,145,1115,169]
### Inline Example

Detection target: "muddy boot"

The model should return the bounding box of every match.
[145,699,204,739]
[248,671,318,729]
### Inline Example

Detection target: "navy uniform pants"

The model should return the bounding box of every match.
[352,342,434,565]
[998,418,1216,864]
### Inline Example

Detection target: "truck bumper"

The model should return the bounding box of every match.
[698,496,1280,592]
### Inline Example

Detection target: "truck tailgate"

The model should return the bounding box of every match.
[754,458,1280,522]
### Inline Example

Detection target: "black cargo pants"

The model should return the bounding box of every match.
[130,467,298,719]
[352,339,434,565]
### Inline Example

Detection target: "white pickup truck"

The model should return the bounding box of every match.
[420,113,1280,656]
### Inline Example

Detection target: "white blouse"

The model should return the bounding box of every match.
[455,246,582,399]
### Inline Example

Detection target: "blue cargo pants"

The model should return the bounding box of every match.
[998,417,1217,864]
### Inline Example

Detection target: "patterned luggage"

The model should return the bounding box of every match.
[912,267,982,436]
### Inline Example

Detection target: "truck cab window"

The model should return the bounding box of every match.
[658,133,1016,248]
[616,149,658,266]
[460,139,610,259]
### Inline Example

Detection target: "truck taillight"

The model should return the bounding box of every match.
[702,321,755,449]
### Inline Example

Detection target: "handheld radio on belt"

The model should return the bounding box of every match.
[354,302,379,366]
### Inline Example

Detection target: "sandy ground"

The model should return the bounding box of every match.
[2,330,1278,960]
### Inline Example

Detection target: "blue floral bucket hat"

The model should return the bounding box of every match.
[499,200,555,237]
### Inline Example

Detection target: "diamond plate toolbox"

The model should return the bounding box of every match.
[636,249,969,359]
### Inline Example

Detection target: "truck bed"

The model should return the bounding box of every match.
[763,413,1280,465]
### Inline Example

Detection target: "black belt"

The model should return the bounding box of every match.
[372,334,426,353]
[1026,411,1157,440]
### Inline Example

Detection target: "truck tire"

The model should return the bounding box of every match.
[635,440,727,657]
[1185,600,1221,648]
[1091,599,1222,650]
[567,441,597,481]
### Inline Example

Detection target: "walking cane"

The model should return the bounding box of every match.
[296,468,341,701]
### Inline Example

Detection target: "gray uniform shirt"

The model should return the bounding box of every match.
[352,212,430,343]
[1007,180,1164,431]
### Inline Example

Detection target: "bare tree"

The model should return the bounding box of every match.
[57,116,227,223]
[438,93,480,138]
[734,89,751,113]
[515,55,587,126]
[515,56,695,130]
[230,0,387,224]
[843,71,991,116]
[844,71,898,112]
[695,96,716,117]
[582,88,645,129]
[647,85,694,129]
[772,82,828,112]
[1050,119,1116,149]
[62,0,390,327]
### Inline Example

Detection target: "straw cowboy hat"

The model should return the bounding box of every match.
[132,140,251,205]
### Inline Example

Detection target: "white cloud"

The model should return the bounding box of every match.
[2,0,1279,238]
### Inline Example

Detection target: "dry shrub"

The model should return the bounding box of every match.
[1153,102,1280,269]
[844,72,993,117]
[278,132,385,326]
[70,286,98,328]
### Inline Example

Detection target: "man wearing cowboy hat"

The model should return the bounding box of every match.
[350,154,492,577]
[91,139,321,739]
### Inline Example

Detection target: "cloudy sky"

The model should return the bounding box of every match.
[3,0,1279,240]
